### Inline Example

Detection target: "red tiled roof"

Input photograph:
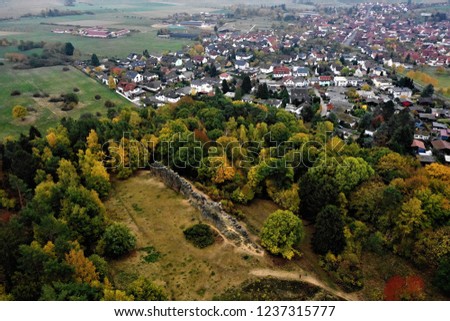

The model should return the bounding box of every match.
[411,140,425,150]
[432,140,450,151]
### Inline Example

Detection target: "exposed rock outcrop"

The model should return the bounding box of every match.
[149,162,263,255]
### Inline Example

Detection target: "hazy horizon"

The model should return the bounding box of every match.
[0,0,446,19]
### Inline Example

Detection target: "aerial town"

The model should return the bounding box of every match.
[76,2,450,165]
[0,0,449,308]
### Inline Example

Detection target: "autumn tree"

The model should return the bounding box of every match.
[78,149,111,199]
[413,227,450,268]
[260,210,304,260]
[108,76,116,90]
[393,197,430,256]
[127,277,167,301]
[312,205,346,255]
[65,247,100,285]
[384,275,425,300]
[12,105,27,120]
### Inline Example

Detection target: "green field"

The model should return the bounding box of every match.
[0,1,195,59]
[423,67,450,89]
[0,63,133,139]
[0,21,191,59]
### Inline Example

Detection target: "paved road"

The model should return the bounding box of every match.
[343,5,372,46]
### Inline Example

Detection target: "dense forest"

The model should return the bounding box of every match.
[0,92,449,300]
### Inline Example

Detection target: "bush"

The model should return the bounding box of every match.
[64,92,79,104]
[33,92,42,98]
[10,90,21,96]
[49,97,64,103]
[101,223,137,258]
[62,67,70,72]
[73,87,80,92]
[104,100,116,108]
[95,95,101,100]
[183,223,215,248]
[127,277,167,301]
[61,102,76,111]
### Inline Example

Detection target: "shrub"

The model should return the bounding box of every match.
[33,92,42,98]
[101,223,137,258]
[140,246,162,263]
[73,87,80,92]
[104,100,116,108]
[127,277,167,301]
[10,90,21,96]
[61,102,76,111]
[49,97,64,103]
[384,275,425,300]
[183,223,215,248]
[95,95,101,100]
[64,92,79,104]
[12,105,27,120]
[62,67,70,72]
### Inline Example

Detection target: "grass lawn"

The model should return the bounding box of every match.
[0,63,133,139]
[105,172,266,300]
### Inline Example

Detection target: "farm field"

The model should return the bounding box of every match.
[0,63,132,139]
[0,1,203,58]
[0,21,192,59]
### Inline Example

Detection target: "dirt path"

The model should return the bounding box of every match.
[250,268,360,301]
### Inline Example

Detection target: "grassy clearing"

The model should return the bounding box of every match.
[0,63,132,139]
[105,175,361,300]
[105,172,266,300]
[236,199,279,236]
